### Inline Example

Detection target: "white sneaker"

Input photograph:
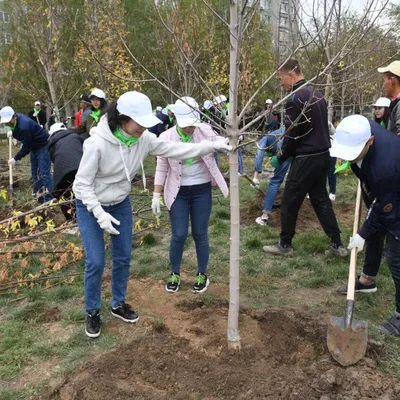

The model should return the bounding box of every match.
[329,193,336,201]
[255,216,269,226]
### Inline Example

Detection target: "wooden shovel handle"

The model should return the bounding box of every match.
[8,136,13,186]
[347,182,362,302]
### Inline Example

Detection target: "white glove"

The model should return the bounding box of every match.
[348,234,365,253]
[213,137,232,152]
[152,192,161,217]
[8,158,16,166]
[7,131,12,138]
[95,209,120,235]
[12,138,18,146]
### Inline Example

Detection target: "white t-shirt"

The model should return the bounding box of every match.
[181,137,211,186]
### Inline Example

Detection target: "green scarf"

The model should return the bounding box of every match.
[90,109,101,123]
[113,127,138,147]
[176,126,193,167]
[6,120,17,131]
[334,161,351,174]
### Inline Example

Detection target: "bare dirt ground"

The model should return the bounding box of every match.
[39,281,400,400]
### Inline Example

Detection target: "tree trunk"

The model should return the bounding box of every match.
[227,0,241,351]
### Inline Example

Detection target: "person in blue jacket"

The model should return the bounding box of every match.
[0,106,53,203]
[148,106,175,137]
[331,114,400,335]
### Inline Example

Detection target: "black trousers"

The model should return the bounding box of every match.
[385,234,400,313]
[53,173,76,222]
[280,152,341,246]
[361,229,386,279]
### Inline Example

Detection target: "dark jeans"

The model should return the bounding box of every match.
[328,157,337,194]
[280,152,341,246]
[30,146,53,202]
[53,172,77,221]
[361,229,386,281]
[386,234,400,313]
[76,196,133,313]
[169,182,212,274]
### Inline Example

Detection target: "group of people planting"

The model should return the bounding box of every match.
[1,58,400,339]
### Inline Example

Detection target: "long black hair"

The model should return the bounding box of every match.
[106,101,131,132]
[374,107,390,129]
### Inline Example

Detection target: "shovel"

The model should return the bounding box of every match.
[327,181,368,366]
[8,136,13,204]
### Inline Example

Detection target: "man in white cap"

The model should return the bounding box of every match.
[28,101,46,127]
[331,114,400,335]
[0,105,53,203]
[378,61,400,134]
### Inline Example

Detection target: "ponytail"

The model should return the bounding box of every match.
[106,101,131,132]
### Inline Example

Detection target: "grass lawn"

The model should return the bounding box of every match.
[0,143,399,398]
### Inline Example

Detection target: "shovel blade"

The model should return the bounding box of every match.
[327,315,368,366]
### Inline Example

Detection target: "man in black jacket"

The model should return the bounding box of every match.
[28,101,47,127]
[263,59,347,256]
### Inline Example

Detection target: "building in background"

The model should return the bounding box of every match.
[0,0,11,47]
[252,0,299,58]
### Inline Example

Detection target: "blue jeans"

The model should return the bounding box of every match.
[253,128,284,173]
[238,148,243,174]
[169,182,212,274]
[30,146,53,202]
[76,196,133,313]
[263,157,292,214]
[327,157,337,194]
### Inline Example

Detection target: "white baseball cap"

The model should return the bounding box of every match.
[49,122,67,136]
[89,88,106,100]
[171,97,201,128]
[214,95,227,104]
[330,115,371,161]
[156,106,162,112]
[34,101,41,106]
[371,97,391,108]
[0,106,15,123]
[265,99,273,104]
[117,91,161,128]
[377,60,400,77]
[203,100,213,110]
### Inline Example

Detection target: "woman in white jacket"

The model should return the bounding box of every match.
[73,91,231,338]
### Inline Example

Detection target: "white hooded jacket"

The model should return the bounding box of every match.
[73,115,217,213]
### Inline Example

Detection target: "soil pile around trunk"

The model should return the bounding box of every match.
[42,307,400,400]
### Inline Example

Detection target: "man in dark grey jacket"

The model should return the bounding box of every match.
[48,122,84,225]
[378,61,400,135]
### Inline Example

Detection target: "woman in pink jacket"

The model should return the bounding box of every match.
[153,97,229,293]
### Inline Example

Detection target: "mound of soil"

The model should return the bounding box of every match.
[42,307,399,400]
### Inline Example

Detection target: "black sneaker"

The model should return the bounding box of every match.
[378,315,400,336]
[85,310,101,338]
[325,242,348,257]
[111,302,139,323]
[193,273,210,293]
[165,273,181,293]
[263,242,293,256]
[337,276,377,295]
